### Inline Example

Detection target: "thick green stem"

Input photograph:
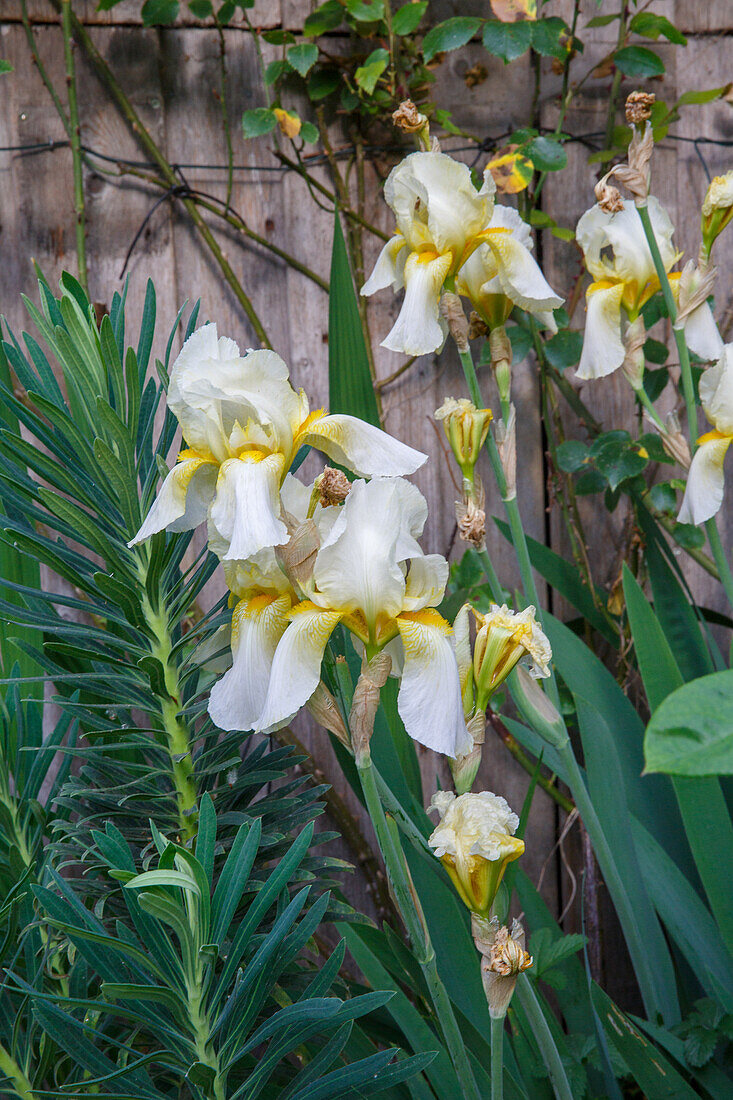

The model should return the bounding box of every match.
[141,593,197,841]
[514,977,573,1100]
[705,517,733,611]
[0,1044,35,1100]
[557,739,666,1024]
[491,1014,504,1100]
[357,755,481,1100]
[61,0,87,295]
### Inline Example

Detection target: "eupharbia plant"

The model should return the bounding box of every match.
[4,90,733,1100]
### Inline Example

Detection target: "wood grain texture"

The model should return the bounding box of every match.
[1,0,730,948]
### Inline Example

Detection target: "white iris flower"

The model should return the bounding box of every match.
[361,151,495,356]
[576,198,722,380]
[456,206,562,331]
[679,345,733,525]
[254,476,472,758]
[129,324,426,560]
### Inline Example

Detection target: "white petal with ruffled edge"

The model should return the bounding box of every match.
[208,453,286,561]
[299,415,426,478]
[382,251,452,356]
[684,302,724,364]
[128,457,217,546]
[255,604,344,732]
[402,554,449,611]
[679,436,732,525]
[208,594,291,732]
[484,231,563,314]
[362,235,408,296]
[395,611,472,757]
[312,479,408,631]
[576,283,625,380]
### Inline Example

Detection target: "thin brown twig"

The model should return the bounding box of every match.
[48,0,271,347]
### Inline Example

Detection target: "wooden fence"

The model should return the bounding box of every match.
[1,0,731,1004]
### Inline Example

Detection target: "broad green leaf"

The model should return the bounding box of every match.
[531,17,569,59]
[355,48,389,94]
[576,694,680,1026]
[525,135,567,171]
[392,1,427,35]
[631,818,733,1012]
[482,19,532,62]
[304,0,343,35]
[141,0,179,24]
[630,11,686,45]
[614,45,665,77]
[328,211,380,426]
[644,670,733,774]
[423,17,481,62]
[287,43,319,78]
[345,0,384,21]
[242,107,277,138]
[592,985,697,1099]
[677,85,731,106]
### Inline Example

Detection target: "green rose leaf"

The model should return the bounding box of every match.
[556,440,589,473]
[241,107,277,138]
[543,329,582,369]
[482,20,532,63]
[345,0,385,21]
[393,1,427,35]
[645,670,733,775]
[188,0,213,17]
[423,17,481,62]
[526,135,567,172]
[629,11,687,45]
[287,43,319,78]
[614,45,665,78]
[303,1,343,35]
[308,68,341,101]
[531,17,570,60]
[355,48,388,95]
[300,121,320,144]
[141,0,179,25]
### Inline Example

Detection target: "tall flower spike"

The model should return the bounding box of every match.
[576,198,722,380]
[129,324,426,560]
[472,603,551,712]
[428,791,524,916]
[679,345,733,525]
[254,477,472,758]
[361,151,496,356]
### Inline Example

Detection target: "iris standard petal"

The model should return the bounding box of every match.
[208,594,291,732]
[128,457,217,546]
[255,603,344,732]
[679,434,732,525]
[299,414,427,478]
[208,453,287,561]
[382,251,452,356]
[312,479,409,632]
[402,554,450,611]
[576,282,625,380]
[700,346,733,434]
[395,610,473,757]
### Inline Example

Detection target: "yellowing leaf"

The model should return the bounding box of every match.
[274,108,302,139]
[487,145,533,194]
[490,0,536,23]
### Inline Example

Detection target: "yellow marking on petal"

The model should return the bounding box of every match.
[178,447,216,464]
[415,248,442,264]
[245,593,282,616]
[293,408,327,448]
[399,609,452,634]
[698,429,731,445]
[586,278,618,297]
[288,600,321,618]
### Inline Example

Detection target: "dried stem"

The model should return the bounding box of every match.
[49,0,271,347]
